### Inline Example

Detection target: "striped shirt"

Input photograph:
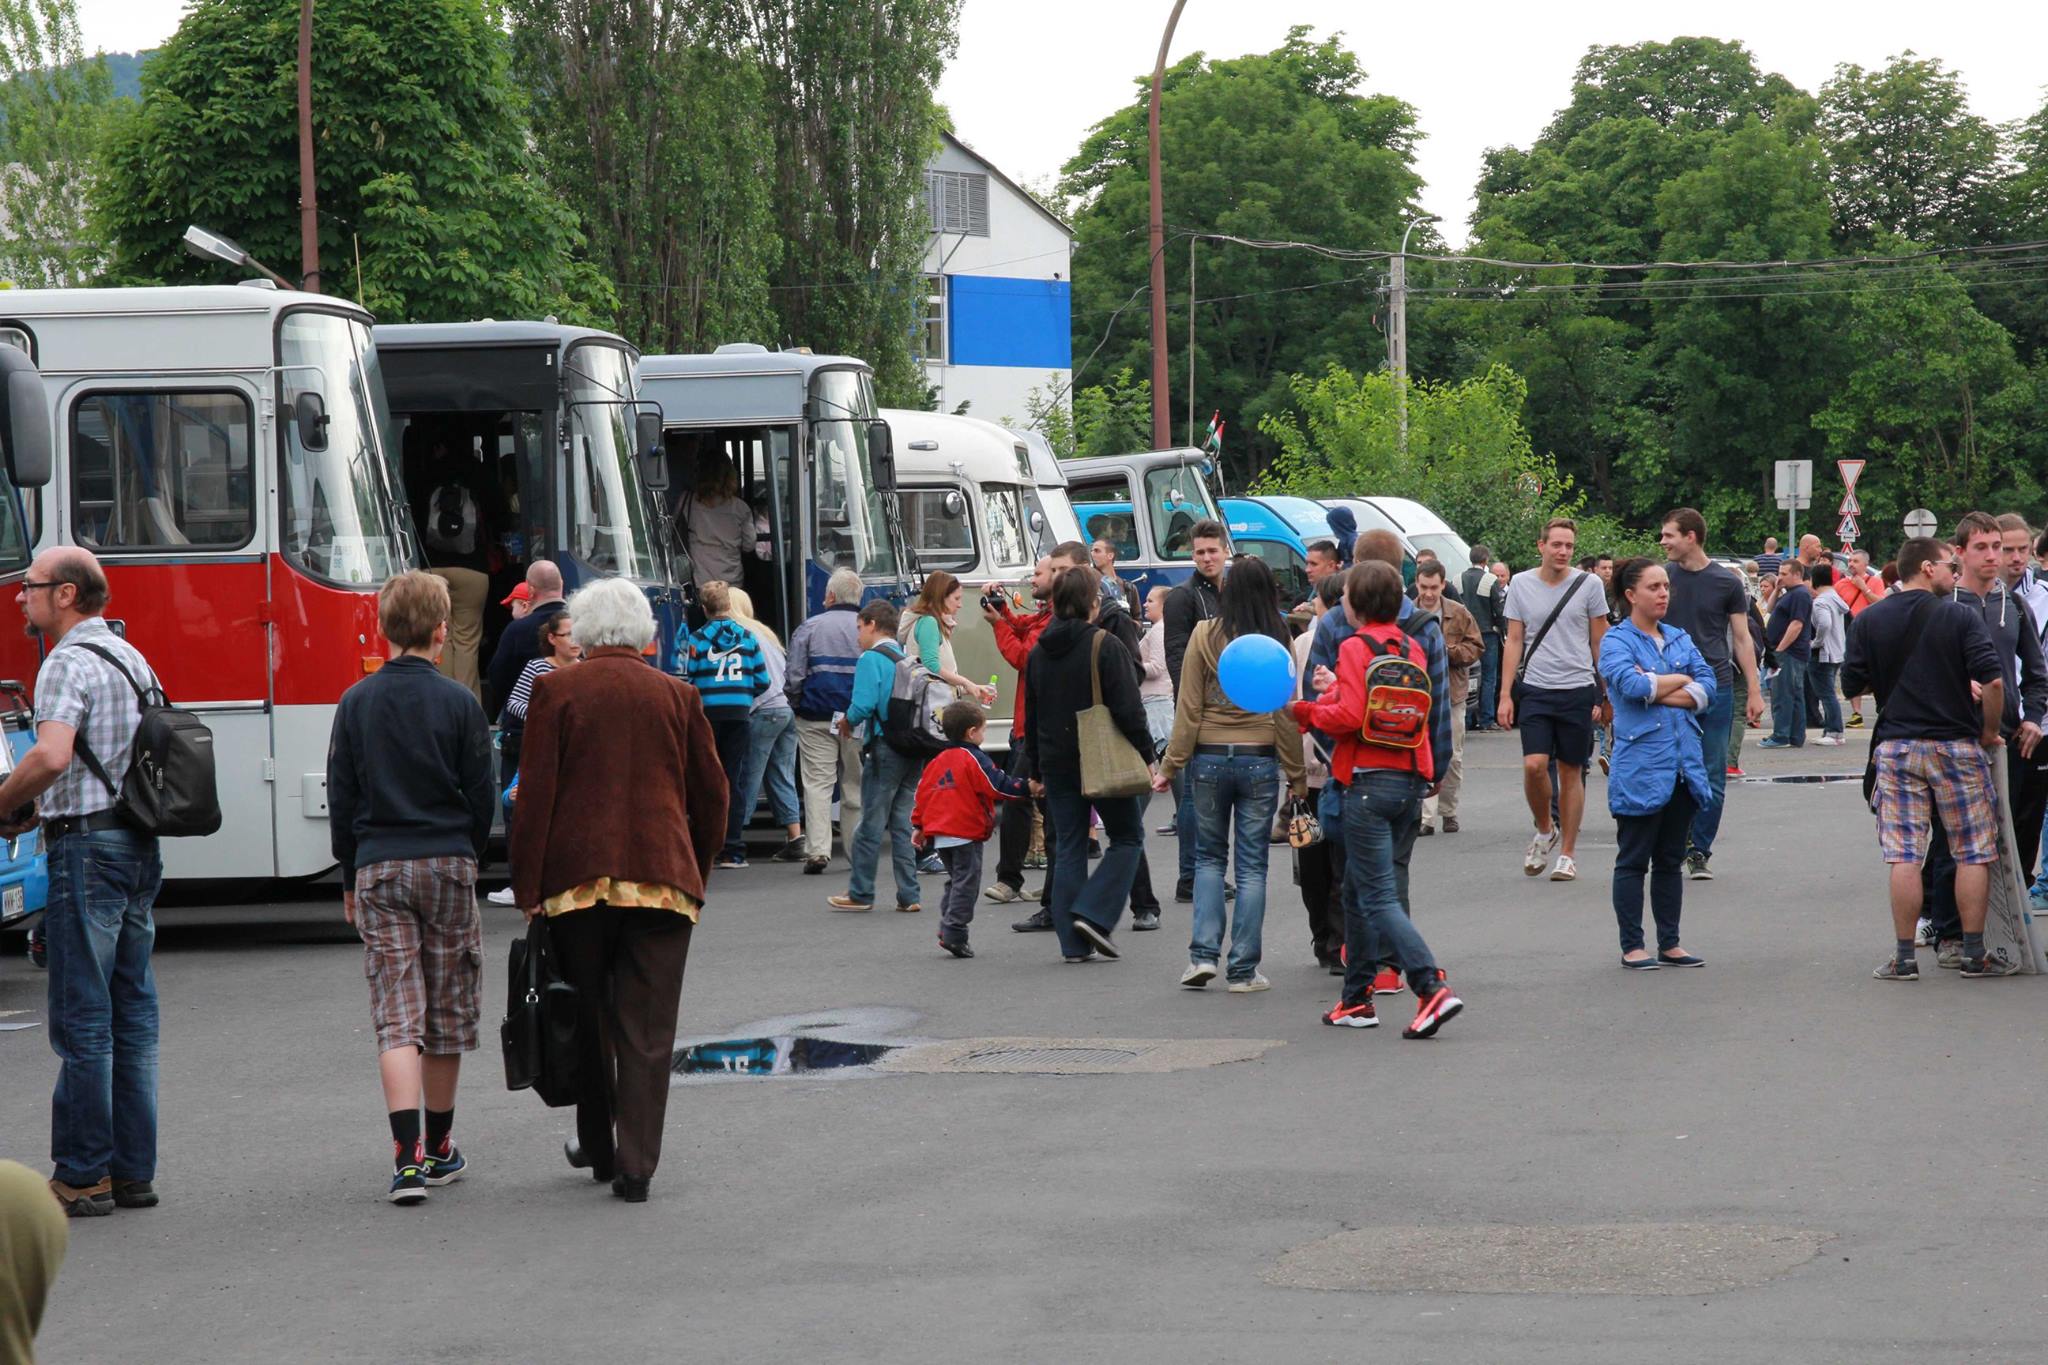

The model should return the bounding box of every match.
[679,618,769,715]
[504,658,557,722]
[36,617,160,818]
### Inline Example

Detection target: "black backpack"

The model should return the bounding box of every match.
[70,642,222,838]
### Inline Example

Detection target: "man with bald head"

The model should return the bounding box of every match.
[0,546,167,1217]
[486,559,567,719]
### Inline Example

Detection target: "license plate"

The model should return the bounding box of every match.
[2,884,22,922]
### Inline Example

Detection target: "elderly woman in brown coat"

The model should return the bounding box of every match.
[511,577,728,1204]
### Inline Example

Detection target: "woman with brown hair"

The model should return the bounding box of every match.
[899,570,998,705]
[511,577,729,1204]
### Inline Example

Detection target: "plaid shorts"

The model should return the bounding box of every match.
[1873,740,1999,866]
[356,856,482,1054]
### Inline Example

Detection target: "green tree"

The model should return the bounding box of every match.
[1819,53,2000,248]
[740,0,959,405]
[93,0,613,323]
[1059,27,1422,485]
[0,0,114,286]
[1021,368,1150,461]
[509,0,779,354]
[1253,363,1583,565]
[1540,37,1802,146]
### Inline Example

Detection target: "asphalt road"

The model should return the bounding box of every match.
[6,725,2048,1364]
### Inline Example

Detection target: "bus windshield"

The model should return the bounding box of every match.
[808,368,899,580]
[278,312,413,586]
[565,343,663,583]
[1144,463,1216,561]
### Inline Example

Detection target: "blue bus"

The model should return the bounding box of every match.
[1219,495,1338,609]
[1063,449,1222,601]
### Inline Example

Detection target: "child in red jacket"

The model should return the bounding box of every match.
[913,700,1030,957]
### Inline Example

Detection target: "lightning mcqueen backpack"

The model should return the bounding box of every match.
[1357,631,1432,764]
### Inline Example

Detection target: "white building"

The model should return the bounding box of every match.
[920,131,1073,428]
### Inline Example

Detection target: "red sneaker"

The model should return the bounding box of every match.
[1371,967,1403,996]
[1403,979,1464,1039]
[1321,1000,1379,1029]
[1726,766,1743,777]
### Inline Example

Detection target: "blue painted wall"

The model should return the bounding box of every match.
[948,276,1072,369]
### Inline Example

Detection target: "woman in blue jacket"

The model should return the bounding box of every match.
[1598,558,1717,969]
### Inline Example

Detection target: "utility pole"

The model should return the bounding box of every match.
[297,0,320,292]
[1146,0,1188,452]
[1391,212,1437,457]
[1186,235,1195,449]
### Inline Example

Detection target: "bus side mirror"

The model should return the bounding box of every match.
[635,410,668,492]
[868,420,895,491]
[292,390,329,451]
[0,348,50,488]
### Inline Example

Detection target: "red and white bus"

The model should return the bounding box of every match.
[0,285,416,880]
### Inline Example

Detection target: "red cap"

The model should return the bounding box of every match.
[499,583,532,605]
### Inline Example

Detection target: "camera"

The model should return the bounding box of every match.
[981,585,1009,613]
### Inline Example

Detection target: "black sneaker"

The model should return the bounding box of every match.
[1071,918,1119,959]
[1962,952,2019,978]
[388,1162,428,1205]
[422,1142,468,1186]
[1685,853,1712,881]
[50,1178,113,1217]
[774,839,808,863]
[1174,878,1193,903]
[111,1179,159,1209]
[1011,907,1054,932]
[1871,956,1918,981]
[939,933,974,959]
[1131,911,1160,931]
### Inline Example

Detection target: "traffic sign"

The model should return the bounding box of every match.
[1904,507,1938,537]
[1837,458,1866,493]
[1838,514,1859,541]
[1839,492,1859,516]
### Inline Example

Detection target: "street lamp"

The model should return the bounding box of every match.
[1391,211,1439,458]
[1146,0,1189,452]
[182,225,294,290]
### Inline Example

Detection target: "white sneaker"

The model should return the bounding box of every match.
[1816,734,1845,746]
[1548,854,1578,882]
[1914,916,1938,946]
[1180,960,1218,989]
[486,886,516,906]
[1227,973,1271,993]
[1523,829,1558,876]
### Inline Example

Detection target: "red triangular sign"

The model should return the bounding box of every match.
[1837,459,1866,492]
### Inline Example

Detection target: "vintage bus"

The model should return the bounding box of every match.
[0,345,50,927]
[883,408,1082,749]
[1062,448,1223,600]
[373,322,682,676]
[0,286,415,880]
[638,346,910,643]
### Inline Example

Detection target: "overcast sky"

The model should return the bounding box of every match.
[78,0,2048,246]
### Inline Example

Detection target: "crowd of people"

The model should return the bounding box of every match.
[9,495,2048,1266]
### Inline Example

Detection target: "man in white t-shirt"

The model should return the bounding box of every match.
[1497,518,1609,882]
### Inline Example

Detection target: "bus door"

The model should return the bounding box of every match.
[64,376,276,879]
[661,424,793,640]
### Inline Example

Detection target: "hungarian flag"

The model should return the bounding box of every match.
[1203,411,1225,453]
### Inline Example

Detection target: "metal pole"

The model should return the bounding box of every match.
[297,0,320,292]
[1146,0,1188,452]
[1186,235,1195,449]
[1393,213,1437,459]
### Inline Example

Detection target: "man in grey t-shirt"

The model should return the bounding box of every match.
[1499,519,1610,882]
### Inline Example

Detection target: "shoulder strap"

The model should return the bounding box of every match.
[1519,572,1590,678]
[74,641,161,706]
[1089,630,1106,708]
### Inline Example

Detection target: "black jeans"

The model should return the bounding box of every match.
[1612,784,1696,954]
[994,745,1034,891]
[709,713,753,861]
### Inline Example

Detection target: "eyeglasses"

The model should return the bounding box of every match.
[17,581,59,592]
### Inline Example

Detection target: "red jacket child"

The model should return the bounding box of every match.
[1291,622,1438,787]
[912,740,1030,844]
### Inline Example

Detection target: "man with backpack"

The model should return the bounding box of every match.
[1499,519,1611,882]
[0,548,171,1217]
[828,601,931,913]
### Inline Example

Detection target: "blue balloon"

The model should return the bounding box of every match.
[1216,633,1296,713]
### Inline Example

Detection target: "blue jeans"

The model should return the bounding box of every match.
[1187,753,1280,981]
[45,826,164,1188]
[1768,655,1808,746]
[1043,777,1144,957]
[1808,661,1843,735]
[1473,632,1502,728]
[1340,772,1436,1002]
[1688,681,1734,858]
[1174,767,1198,886]
[741,707,800,829]
[847,744,924,907]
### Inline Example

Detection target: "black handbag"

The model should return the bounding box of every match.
[502,915,583,1107]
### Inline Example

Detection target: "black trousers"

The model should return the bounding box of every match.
[994,746,1034,891]
[1613,787,1696,954]
[551,907,694,1182]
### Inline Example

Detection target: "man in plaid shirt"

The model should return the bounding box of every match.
[0,547,166,1218]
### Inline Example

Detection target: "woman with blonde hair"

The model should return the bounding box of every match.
[727,588,805,861]
[676,451,759,592]
[899,570,998,705]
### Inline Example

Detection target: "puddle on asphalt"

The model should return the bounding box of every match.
[674,1036,898,1077]
[1739,773,1861,785]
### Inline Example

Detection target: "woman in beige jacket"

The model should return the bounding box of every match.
[1154,557,1307,992]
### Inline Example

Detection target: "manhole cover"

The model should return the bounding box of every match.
[1265,1223,1832,1296]
[881,1036,1283,1075]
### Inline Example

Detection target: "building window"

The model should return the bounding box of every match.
[925,169,989,236]
[922,274,947,364]
[71,390,255,551]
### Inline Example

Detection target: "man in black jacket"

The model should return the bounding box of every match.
[328,571,497,1205]
[485,560,567,719]
[1162,519,1228,901]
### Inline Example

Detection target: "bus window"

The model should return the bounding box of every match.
[565,346,662,582]
[982,486,1032,569]
[1067,475,1133,507]
[71,391,254,550]
[899,488,976,575]
[1238,540,1310,609]
[1080,509,1139,562]
[1017,487,1058,558]
[279,313,412,586]
[1144,465,1204,561]
[0,468,27,572]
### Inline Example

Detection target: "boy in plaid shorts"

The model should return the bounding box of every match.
[1841,537,2008,981]
[328,572,496,1203]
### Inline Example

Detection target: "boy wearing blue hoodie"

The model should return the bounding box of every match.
[828,601,927,913]
[681,580,770,867]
